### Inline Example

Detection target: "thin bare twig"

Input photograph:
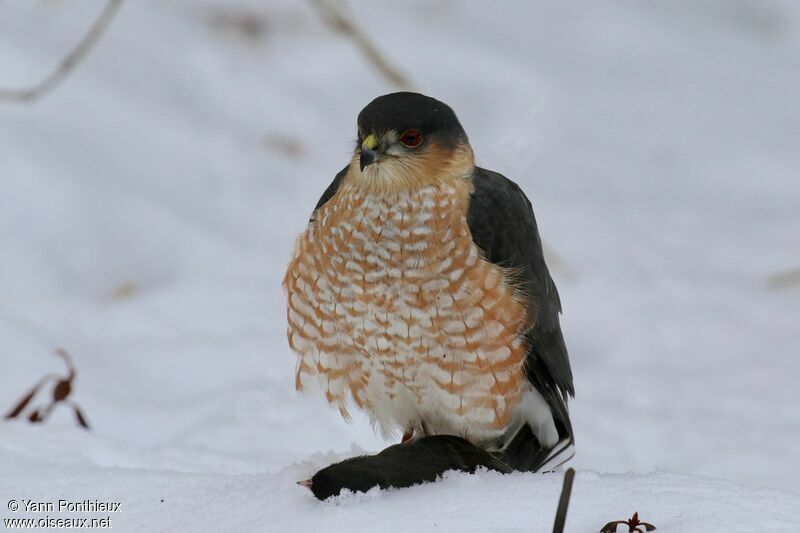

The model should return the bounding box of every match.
[767,267,800,290]
[543,244,574,278]
[0,0,124,103]
[5,349,90,430]
[553,468,576,533]
[307,0,412,90]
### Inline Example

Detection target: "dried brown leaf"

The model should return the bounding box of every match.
[74,406,90,429]
[5,386,40,419]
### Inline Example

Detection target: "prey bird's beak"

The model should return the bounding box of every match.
[360,133,380,172]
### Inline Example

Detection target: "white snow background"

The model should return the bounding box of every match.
[1,1,799,531]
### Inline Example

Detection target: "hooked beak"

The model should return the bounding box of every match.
[359,133,380,172]
[360,148,378,171]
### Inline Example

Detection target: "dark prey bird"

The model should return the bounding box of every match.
[300,435,513,500]
[284,92,574,493]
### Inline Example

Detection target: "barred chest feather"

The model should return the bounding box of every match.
[284,179,531,442]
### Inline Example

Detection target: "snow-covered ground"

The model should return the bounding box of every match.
[1,1,798,531]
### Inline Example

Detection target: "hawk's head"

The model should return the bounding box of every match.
[351,92,474,193]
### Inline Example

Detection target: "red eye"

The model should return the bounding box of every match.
[400,129,422,147]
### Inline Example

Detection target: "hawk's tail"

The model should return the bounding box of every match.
[493,421,574,473]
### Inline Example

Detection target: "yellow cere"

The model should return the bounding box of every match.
[362,134,378,150]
